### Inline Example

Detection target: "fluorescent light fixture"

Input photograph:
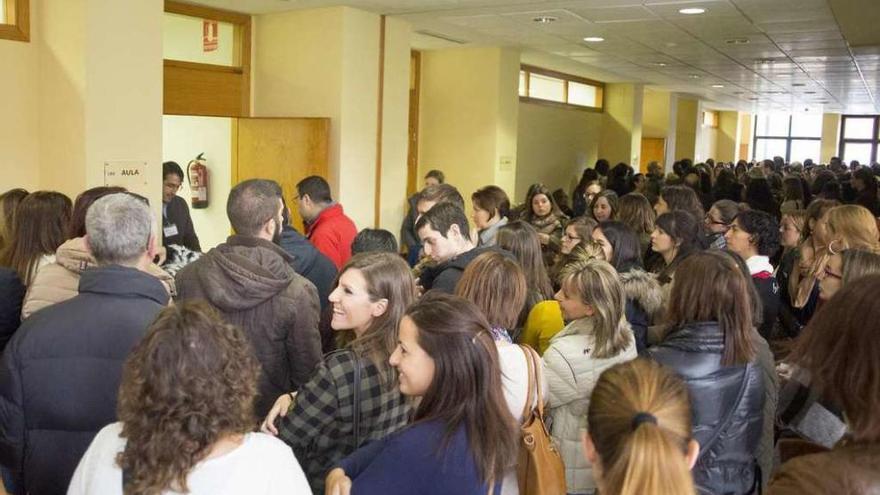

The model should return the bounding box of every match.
[725,38,750,45]
[711,84,725,88]
[583,36,605,42]
[654,62,668,67]
[689,74,701,79]
[679,7,706,15]
[533,16,557,23]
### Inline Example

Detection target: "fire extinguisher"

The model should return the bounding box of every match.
[187,152,209,209]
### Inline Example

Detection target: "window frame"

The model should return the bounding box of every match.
[839,115,880,165]
[519,64,604,112]
[0,0,30,42]
[752,114,822,162]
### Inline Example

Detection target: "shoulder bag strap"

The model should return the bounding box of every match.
[529,346,546,419]
[351,350,363,449]
[697,363,751,461]
[518,345,536,423]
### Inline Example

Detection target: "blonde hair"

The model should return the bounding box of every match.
[558,258,632,358]
[588,358,696,495]
[825,205,880,253]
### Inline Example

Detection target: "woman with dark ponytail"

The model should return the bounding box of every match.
[585,358,699,495]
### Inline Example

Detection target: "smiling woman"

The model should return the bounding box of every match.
[0,0,29,42]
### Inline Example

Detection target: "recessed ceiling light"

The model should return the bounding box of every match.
[654,62,668,67]
[725,38,750,45]
[756,58,773,64]
[804,91,817,95]
[679,7,706,15]
[689,74,701,79]
[711,84,725,88]
[791,83,806,87]
[533,16,557,23]
[583,36,605,42]
[749,97,760,100]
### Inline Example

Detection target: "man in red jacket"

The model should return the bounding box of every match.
[295,176,357,269]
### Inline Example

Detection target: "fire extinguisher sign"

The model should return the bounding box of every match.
[203,20,218,52]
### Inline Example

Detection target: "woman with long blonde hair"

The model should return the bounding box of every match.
[544,258,637,494]
[585,358,699,495]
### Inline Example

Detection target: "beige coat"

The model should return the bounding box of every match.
[21,237,175,319]
[543,317,638,494]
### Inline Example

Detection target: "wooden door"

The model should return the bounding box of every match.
[406,51,421,198]
[233,118,330,231]
[640,138,666,172]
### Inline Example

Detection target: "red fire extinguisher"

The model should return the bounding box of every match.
[187,152,209,209]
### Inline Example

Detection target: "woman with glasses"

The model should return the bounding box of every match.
[704,200,740,250]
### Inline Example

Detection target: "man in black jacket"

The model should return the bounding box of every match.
[162,161,201,252]
[0,193,169,495]
[416,202,495,294]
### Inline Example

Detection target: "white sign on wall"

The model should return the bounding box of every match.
[104,161,149,199]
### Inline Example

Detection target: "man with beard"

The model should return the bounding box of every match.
[175,179,322,417]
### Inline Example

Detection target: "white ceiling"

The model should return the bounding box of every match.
[188,0,880,114]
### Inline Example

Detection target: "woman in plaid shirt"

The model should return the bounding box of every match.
[260,252,415,494]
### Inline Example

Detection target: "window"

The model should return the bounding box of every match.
[752,113,822,162]
[0,0,29,42]
[163,1,251,117]
[839,115,880,165]
[703,111,719,128]
[519,65,604,111]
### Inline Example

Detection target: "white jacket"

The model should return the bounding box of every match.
[543,317,637,494]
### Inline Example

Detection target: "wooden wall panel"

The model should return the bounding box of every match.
[164,61,246,117]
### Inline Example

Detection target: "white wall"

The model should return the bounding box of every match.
[163,12,234,65]
[162,115,233,251]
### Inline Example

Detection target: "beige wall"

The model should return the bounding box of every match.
[162,116,233,250]
[377,17,412,236]
[418,46,519,215]
[675,98,699,161]
[0,5,40,192]
[599,83,640,165]
[739,113,753,161]
[1,0,162,223]
[821,113,841,163]
[516,102,601,201]
[254,7,410,232]
[715,111,739,162]
[642,89,670,139]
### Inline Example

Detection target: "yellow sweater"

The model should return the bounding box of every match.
[518,300,565,355]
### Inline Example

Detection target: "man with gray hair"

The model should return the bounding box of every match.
[175,179,322,418]
[0,193,170,495]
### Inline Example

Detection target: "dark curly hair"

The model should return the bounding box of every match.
[734,209,780,257]
[116,301,261,494]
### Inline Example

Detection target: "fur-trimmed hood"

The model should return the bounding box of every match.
[618,268,663,318]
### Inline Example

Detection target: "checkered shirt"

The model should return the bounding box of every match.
[277,349,410,494]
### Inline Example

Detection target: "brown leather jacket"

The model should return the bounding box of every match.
[768,442,880,494]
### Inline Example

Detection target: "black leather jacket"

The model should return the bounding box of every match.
[650,322,765,495]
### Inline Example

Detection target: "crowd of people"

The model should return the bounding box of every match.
[0,153,878,495]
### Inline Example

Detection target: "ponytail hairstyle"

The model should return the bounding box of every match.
[588,358,696,495]
[405,292,518,485]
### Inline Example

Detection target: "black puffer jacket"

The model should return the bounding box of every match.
[649,322,765,495]
[0,266,169,495]
[279,225,338,311]
[418,246,498,294]
[619,267,663,356]
[175,235,322,417]
[0,268,24,352]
